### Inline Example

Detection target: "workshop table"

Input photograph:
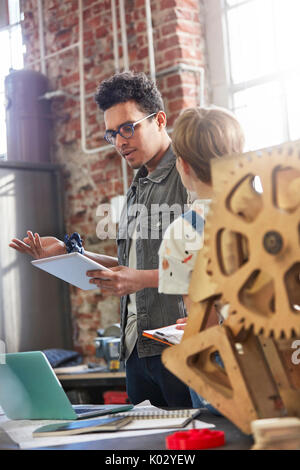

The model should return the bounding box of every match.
[0,409,254,451]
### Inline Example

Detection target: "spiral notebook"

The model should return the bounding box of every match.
[112,405,202,430]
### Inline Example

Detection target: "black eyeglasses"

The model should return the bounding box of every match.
[104,113,156,145]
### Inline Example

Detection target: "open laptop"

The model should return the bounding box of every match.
[0,351,132,420]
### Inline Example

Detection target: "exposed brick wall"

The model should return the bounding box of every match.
[20,0,210,361]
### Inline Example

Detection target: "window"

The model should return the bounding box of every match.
[0,0,24,159]
[205,0,300,151]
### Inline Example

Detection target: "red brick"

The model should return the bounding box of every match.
[161,21,178,36]
[61,72,79,87]
[178,9,195,21]
[137,46,149,60]
[164,87,184,100]
[135,0,146,7]
[180,46,203,61]
[168,98,185,112]
[160,0,177,9]
[136,20,147,33]
[157,34,180,51]
[166,73,182,87]
[95,25,108,38]
[163,47,183,62]
[177,0,200,9]
[91,158,114,172]
[177,20,200,35]
[86,80,99,93]
[106,169,120,180]
[84,30,94,42]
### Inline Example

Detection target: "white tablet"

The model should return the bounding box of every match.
[31,252,112,290]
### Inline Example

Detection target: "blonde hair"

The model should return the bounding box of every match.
[172,106,245,184]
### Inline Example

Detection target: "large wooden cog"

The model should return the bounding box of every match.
[204,142,300,339]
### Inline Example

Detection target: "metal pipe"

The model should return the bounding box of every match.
[119,0,129,71]
[78,0,111,154]
[78,0,128,193]
[37,0,46,75]
[145,0,156,82]
[111,0,120,73]
[118,0,129,191]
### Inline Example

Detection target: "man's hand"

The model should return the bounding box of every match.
[87,266,158,297]
[9,231,66,259]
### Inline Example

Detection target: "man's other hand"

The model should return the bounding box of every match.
[87,266,158,296]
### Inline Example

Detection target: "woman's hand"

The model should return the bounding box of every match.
[175,317,187,330]
[9,231,66,259]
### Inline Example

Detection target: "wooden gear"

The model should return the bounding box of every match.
[205,143,300,339]
[162,142,300,435]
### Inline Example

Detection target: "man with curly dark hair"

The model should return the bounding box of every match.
[10,71,192,408]
[88,72,192,407]
[94,72,168,171]
[95,71,164,117]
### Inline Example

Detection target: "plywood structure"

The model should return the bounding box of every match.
[162,142,300,435]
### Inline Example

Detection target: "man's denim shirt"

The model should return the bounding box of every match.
[117,145,188,360]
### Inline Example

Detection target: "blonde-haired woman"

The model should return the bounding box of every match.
[159,106,245,295]
[158,106,245,411]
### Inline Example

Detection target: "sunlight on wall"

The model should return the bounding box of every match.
[0,172,21,352]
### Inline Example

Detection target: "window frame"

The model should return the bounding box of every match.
[204,0,298,149]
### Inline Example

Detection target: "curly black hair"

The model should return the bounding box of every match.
[94,71,164,114]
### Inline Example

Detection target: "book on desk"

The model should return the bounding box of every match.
[33,415,133,437]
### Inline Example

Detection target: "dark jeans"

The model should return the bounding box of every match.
[189,351,224,416]
[126,344,192,408]
[189,388,222,416]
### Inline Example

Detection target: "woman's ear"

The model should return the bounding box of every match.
[181,158,191,175]
[176,156,191,175]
